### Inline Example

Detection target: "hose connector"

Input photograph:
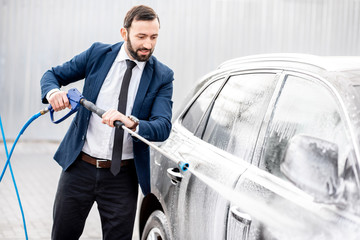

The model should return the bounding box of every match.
[39,106,51,115]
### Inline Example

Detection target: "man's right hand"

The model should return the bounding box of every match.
[48,91,71,111]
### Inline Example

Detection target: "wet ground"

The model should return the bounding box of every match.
[0,141,139,240]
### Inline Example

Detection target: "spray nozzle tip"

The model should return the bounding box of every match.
[178,161,189,171]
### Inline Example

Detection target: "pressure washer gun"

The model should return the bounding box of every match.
[48,88,84,124]
[47,88,125,129]
[46,88,189,171]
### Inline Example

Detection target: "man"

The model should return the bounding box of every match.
[40,5,173,240]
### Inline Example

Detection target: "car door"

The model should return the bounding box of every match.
[150,75,227,240]
[228,72,360,240]
[164,71,281,239]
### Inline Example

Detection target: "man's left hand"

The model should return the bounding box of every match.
[102,109,137,130]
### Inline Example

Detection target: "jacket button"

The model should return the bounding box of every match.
[82,136,85,141]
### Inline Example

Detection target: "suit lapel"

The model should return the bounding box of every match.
[89,42,123,102]
[132,57,154,116]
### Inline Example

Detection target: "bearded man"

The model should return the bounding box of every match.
[40,5,173,240]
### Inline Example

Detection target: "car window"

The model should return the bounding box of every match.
[260,75,349,175]
[201,73,278,162]
[181,79,224,133]
[260,75,359,207]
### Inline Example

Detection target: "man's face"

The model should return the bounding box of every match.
[122,19,159,62]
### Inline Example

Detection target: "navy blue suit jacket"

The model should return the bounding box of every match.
[40,42,174,195]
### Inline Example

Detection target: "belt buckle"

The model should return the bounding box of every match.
[96,159,107,168]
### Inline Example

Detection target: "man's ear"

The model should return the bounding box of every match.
[120,28,128,41]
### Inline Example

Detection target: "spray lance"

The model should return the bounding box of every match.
[48,88,189,171]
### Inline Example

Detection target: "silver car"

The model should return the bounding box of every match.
[135,54,360,240]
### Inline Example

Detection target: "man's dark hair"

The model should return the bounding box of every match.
[124,5,160,29]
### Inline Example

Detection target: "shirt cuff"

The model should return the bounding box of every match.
[46,88,60,101]
[135,124,139,133]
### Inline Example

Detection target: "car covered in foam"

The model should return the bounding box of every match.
[135,54,360,240]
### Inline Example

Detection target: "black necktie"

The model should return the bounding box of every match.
[111,59,137,175]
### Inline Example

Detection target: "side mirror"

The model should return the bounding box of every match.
[281,135,339,203]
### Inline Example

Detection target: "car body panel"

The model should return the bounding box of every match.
[229,165,360,240]
[151,124,250,239]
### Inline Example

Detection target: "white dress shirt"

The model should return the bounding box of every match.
[81,46,145,160]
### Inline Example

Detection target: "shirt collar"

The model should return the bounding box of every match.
[116,44,146,71]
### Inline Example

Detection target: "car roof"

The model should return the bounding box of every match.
[218,53,360,72]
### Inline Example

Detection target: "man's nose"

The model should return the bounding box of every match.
[143,40,152,49]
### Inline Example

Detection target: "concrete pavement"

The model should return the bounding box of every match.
[0,141,103,240]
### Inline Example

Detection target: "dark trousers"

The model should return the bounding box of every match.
[51,157,138,240]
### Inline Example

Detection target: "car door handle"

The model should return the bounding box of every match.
[167,168,183,185]
[228,206,252,240]
[231,206,252,225]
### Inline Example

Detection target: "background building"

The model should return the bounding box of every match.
[1,0,359,140]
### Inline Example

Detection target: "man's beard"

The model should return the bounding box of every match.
[127,37,154,62]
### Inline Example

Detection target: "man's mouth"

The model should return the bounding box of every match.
[138,49,150,55]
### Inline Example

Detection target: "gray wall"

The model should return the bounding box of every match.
[1,0,359,140]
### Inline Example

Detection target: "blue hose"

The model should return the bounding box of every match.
[0,112,41,182]
[0,113,42,240]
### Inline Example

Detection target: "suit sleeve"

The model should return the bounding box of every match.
[40,43,96,103]
[138,69,174,142]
